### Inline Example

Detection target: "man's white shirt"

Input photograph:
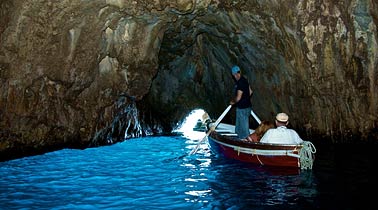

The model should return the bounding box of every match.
[260,126,303,144]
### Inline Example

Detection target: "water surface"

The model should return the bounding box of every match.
[0,133,376,209]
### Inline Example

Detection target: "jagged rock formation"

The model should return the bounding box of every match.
[0,0,377,161]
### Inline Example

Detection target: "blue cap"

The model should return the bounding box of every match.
[231,65,240,75]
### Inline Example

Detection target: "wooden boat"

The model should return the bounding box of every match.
[207,123,315,169]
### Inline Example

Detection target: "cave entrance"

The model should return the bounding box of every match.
[174,109,209,139]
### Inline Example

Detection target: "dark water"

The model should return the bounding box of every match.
[0,132,377,210]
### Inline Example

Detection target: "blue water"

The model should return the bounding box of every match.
[0,132,377,210]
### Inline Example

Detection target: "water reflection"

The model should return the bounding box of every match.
[206,157,318,209]
[3,124,376,210]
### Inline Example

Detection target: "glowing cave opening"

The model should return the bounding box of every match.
[174,109,208,139]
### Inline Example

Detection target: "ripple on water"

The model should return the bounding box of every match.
[0,135,324,209]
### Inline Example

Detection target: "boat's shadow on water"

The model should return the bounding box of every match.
[204,154,318,209]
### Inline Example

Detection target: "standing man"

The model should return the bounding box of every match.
[230,65,253,139]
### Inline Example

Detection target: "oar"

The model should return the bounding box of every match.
[189,105,232,155]
[250,109,261,124]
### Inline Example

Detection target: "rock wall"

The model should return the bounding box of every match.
[0,0,168,160]
[144,0,378,142]
[0,0,377,161]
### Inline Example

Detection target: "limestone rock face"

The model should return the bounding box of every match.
[0,0,377,161]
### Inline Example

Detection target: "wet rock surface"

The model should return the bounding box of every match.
[0,0,377,161]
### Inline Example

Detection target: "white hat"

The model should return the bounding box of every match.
[276,113,289,122]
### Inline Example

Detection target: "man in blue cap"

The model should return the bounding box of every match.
[230,65,253,139]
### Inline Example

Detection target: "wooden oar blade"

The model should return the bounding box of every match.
[188,130,211,155]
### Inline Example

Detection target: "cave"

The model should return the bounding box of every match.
[0,0,377,161]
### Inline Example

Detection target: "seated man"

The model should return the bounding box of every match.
[260,113,303,144]
[246,120,274,142]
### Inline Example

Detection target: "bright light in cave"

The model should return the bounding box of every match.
[174,109,207,139]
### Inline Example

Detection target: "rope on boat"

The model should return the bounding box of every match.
[256,155,264,165]
[299,141,317,170]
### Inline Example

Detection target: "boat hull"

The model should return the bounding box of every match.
[208,131,302,168]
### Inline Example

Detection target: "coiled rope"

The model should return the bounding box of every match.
[299,141,317,170]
